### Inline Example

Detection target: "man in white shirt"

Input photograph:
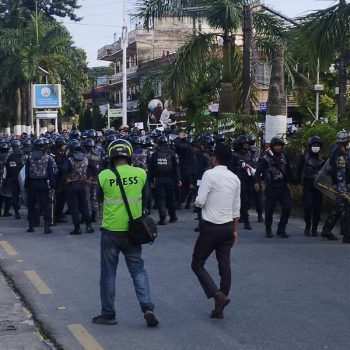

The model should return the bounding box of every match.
[192,144,241,319]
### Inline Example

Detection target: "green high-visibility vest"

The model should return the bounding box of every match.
[98,164,146,232]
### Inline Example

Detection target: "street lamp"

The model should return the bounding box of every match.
[121,0,128,126]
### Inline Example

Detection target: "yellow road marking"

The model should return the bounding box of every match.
[24,271,53,295]
[0,241,18,256]
[68,324,104,350]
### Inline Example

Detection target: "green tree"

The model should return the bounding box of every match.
[0,0,81,21]
[296,0,350,117]
[0,13,88,130]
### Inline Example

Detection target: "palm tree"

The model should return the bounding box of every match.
[296,0,350,117]
[0,13,82,132]
[137,0,244,114]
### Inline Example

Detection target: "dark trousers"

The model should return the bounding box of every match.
[11,181,21,212]
[323,205,343,233]
[240,179,252,223]
[191,221,233,298]
[253,185,263,214]
[265,184,291,230]
[180,175,194,206]
[66,183,90,226]
[100,230,154,316]
[55,186,67,219]
[303,181,323,231]
[155,181,176,219]
[27,180,50,223]
[0,195,11,215]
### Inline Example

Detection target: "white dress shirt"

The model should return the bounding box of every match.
[195,165,241,224]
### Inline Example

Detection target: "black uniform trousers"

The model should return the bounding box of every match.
[155,180,176,219]
[264,183,291,230]
[11,180,21,212]
[66,182,90,226]
[303,180,323,231]
[240,178,252,223]
[55,186,67,219]
[191,221,233,298]
[27,180,50,223]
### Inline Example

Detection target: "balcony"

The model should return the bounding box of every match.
[107,66,139,86]
[97,28,154,61]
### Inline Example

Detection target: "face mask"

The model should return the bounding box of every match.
[311,146,320,153]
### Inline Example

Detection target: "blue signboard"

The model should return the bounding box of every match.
[32,84,62,108]
[259,101,267,112]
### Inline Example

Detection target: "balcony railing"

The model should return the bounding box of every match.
[97,28,154,60]
[107,66,139,85]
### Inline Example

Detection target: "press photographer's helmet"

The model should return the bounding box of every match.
[108,139,133,163]
[335,130,350,144]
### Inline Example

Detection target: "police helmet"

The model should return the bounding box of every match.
[140,135,153,147]
[157,135,168,145]
[236,134,250,145]
[87,129,97,139]
[68,139,82,152]
[81,130,89,140]
[108,139,133,161]
[270,136,285,146]
[11,139,22,150]
[69,129,80,140]
[213,133,226,144]
[0,142,9,153]
[33,138,45,150]
[335,130,350,144]
[130,127,139,137]
[308,135,323,147]
[83,138,95,149]
[105,134,118,149]
[55,137,67,148]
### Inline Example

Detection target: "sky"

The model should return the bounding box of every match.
[63,0,337,67]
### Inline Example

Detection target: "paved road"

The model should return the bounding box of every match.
[0,210,349,350]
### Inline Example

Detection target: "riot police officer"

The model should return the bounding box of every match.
[0,142,11,217]
[25,138,56,234]
[254,136,295,238]
[149,135,181,225]
[131,136,149,170]
[83,138,103,223]
[297,136,325,236]
[63,140,95,235]
[5,140,26,219]
[230,134,257,230]
[51,137,68,223]
[321,131,350,243]
[175,130,197,209]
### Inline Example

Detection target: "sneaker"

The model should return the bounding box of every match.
[277,227,289,238]
[157,219,166,226]
[144,311,159,328]
[169,217,178,223]
[92,314,117,325]
[210,309,224,319]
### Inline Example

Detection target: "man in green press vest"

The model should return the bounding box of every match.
[92,139,159,327]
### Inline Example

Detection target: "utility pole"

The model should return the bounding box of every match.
[122,0,128,126]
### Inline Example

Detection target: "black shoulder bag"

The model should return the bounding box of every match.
[110,167,157,245]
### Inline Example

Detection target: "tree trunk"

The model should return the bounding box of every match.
[337,54,347,118]
[20,86,27,132]
[242,5,252,114]
[265,46,287,143]
[267,46,286,116]
[14,87,22,136]
[219,35,235,114]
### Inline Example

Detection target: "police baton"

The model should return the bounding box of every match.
[316,183,350,201]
